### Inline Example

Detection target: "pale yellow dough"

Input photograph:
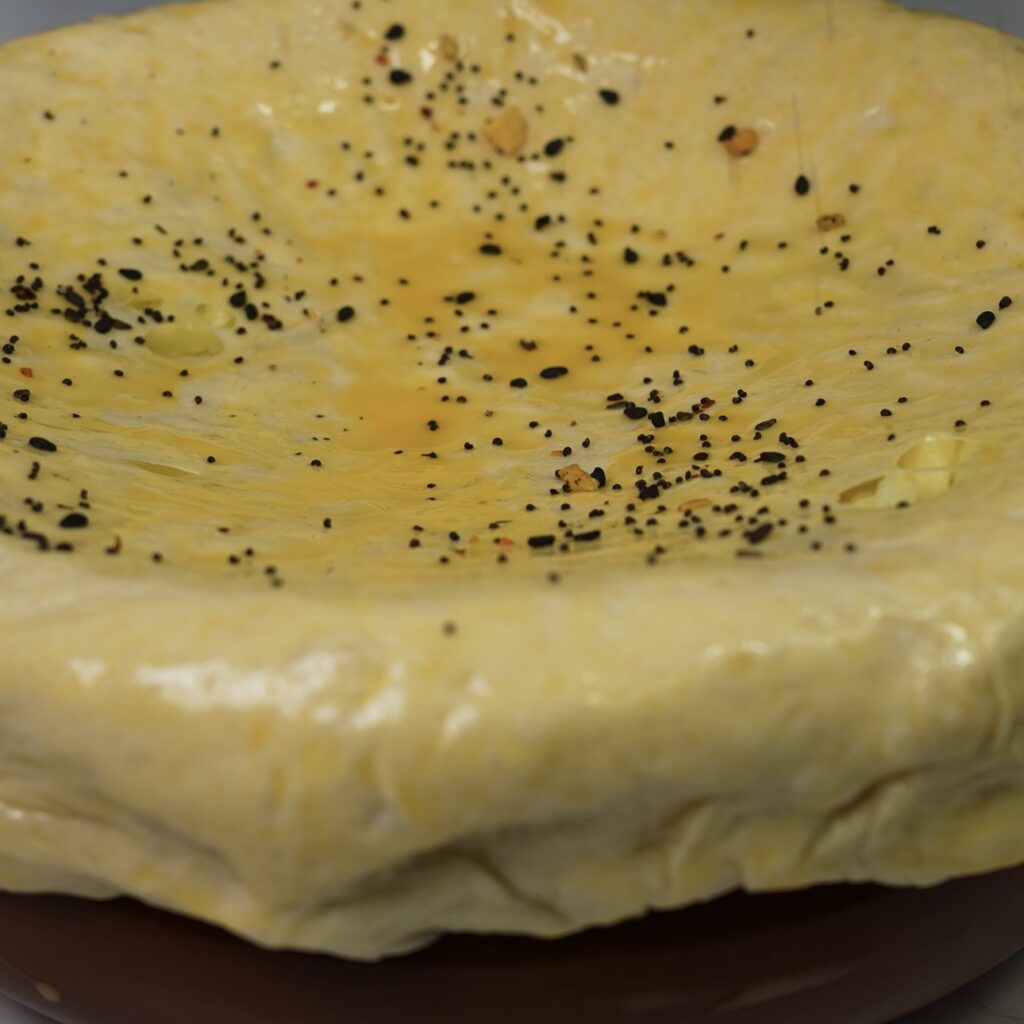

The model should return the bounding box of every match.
[0,0,1023,959]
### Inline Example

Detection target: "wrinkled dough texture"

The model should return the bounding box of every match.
[0,0,1022,960]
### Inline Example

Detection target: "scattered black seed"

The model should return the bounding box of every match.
[976,310,996,330]
[999,296,1013,310]
[28,437,57,452]
[94,312,130,333]
[59,513,89,529]
[384,23,405,40]
[1,41,1009,583]
[744,523,773,544]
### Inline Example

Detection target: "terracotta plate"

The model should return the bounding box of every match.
[1,869,1023,1024]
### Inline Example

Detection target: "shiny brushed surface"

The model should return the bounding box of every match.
[0,1,1021,1022]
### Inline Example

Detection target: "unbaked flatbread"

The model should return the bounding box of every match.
[0,0,1022,959]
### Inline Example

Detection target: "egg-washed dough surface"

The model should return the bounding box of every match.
[0,0,1022,959]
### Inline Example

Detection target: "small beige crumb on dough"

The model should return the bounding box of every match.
[484,107,529,157]
[678,498,712,512]
[723,127,759,157]
[557,464,600,492]
[817,212,847,231]
[439,33,459,61]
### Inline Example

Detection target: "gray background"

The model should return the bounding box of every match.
[0,1,1021,1022]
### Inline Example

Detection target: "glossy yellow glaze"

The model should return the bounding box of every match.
[0,0,1022,961]
[1,0,1021,589]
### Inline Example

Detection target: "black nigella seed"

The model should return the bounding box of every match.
[28,436,57,452]
[479,243,502,256]
[540,366,568,379]
[976,310,996,330]
[337,305,356,322]
[745,523,774,545]
[623,247,639,264]
[795,174,811,196]
[717,125,737,142]
[118,268,143,281]
[543,138,564,157]
[624,406,648,420]
[510,378,528,388]
[528,535,556,548]
[12,389,30,402]
[59,512,89,529]
[389,69,413,85]
[999,296,1013,310]
[384,23,405,40]
[598,89,620,106]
